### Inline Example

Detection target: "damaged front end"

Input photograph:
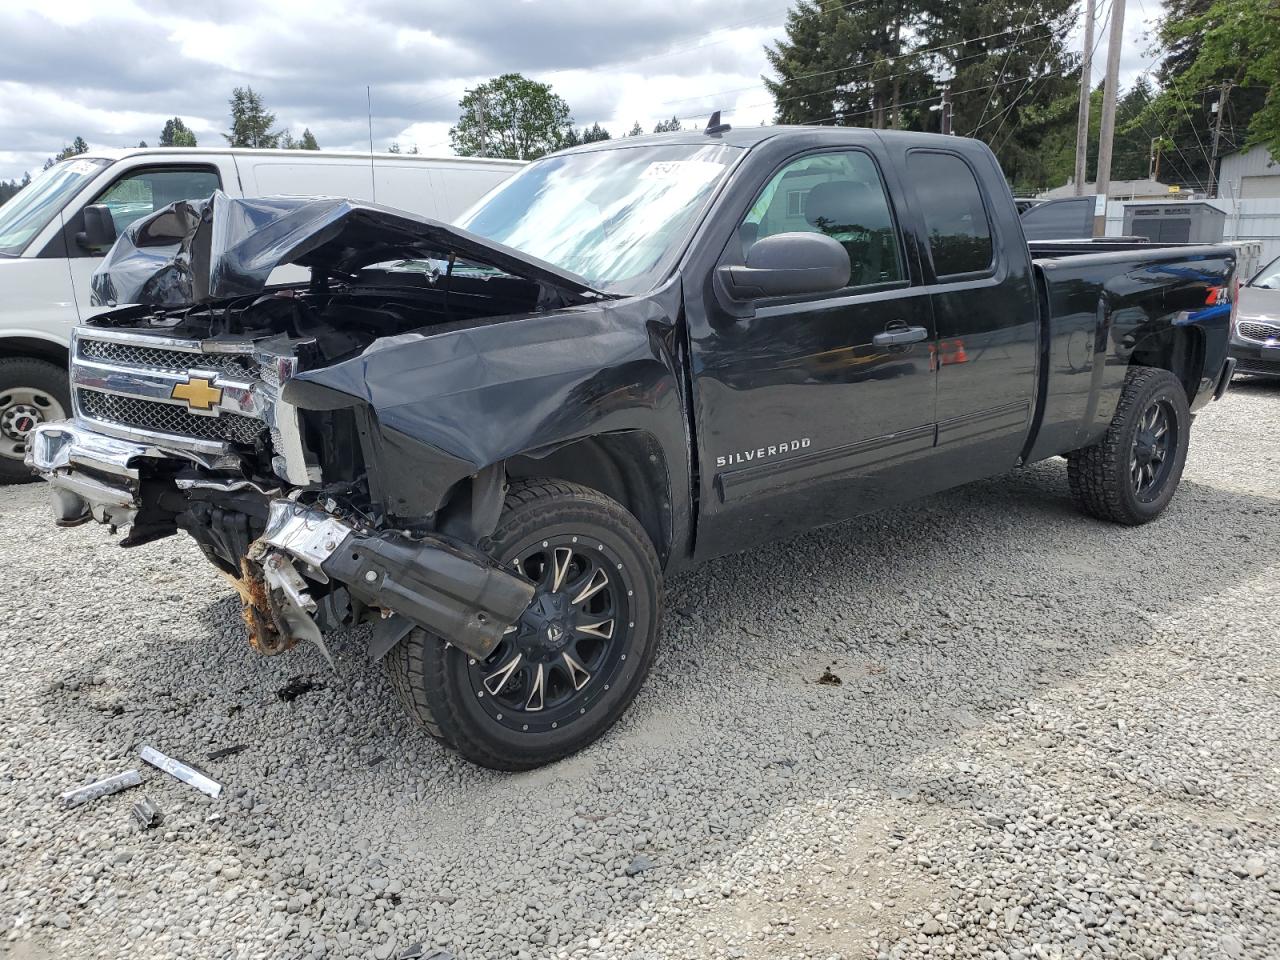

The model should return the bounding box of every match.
[24,192,605,664]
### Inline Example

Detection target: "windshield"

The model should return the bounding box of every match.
[0,157,109,256]
[1250,255,1280,290]
[456,143,740,294]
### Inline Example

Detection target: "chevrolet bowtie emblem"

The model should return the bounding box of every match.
[171,377,223,411]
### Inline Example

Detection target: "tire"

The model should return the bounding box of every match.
[1067,365,1191,525]
[0,357,71,485]
[386,479,663,770]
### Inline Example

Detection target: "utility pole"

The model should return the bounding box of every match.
[1149,136,1162,181]
[1093,0,1126,236]
[941,81,953,135]
[1207,80,1234,198]
[475,90,489,158]
[1073,0,1097,196]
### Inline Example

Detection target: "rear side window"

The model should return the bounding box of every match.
[907,152,993,277]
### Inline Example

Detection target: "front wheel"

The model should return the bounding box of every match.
[1067,365,1191,525]
[386,479,662,770]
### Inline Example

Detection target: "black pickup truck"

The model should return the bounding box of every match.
[28,125,1237,769]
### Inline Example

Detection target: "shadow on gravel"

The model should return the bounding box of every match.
[43,456,1279,954]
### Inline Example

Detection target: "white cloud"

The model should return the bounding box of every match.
[0,0,1166,181]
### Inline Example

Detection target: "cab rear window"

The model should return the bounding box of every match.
[907,152,994,277]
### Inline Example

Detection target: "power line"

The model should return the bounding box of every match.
[802,69,1051,125]
[658,17,1064,109]
[674,29,1062,124]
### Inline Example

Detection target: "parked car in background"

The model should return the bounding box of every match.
[1230,253,1280,378]
[0,147,522,482]
[27,125,1236,770]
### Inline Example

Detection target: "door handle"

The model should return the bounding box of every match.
[872,325,929,347]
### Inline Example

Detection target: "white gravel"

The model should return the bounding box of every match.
[1,379,1278,960]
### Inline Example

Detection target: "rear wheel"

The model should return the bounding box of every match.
[386,479,662,770]
[1067,366,1191,525]
[0,357,70,484]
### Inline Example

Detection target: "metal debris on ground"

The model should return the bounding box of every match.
[59,769,143,809]
[206,744,248,760]
[276,676,319,702]
[139,745,223,799]
[132,796,162,829]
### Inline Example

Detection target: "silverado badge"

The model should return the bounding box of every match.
[170,377,223,412]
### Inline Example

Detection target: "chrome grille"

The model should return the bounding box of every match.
[79,338,257,377]
[1237,320,1280,343]
[78,390,264,445]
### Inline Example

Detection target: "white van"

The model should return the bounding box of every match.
[0,147,522,481]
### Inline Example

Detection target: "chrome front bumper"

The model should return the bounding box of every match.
[25,420,179,527]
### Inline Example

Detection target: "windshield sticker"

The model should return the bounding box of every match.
[638,160,725,184]
[64,159,100,176]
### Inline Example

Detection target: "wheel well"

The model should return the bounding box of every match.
[1129,326,1203,404]
[505,432,672,564]
[0,337,69,367]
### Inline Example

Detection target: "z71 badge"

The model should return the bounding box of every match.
[716,438,810,468]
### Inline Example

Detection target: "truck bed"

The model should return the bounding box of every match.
[1025,243,1236,463]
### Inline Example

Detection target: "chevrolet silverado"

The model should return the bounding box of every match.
[28,125,1237,769]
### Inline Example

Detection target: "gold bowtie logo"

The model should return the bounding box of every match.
[171,377,223,411]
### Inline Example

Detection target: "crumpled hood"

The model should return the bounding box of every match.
[90,191,605,308]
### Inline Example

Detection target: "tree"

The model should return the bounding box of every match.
[1137,0,1279,183]
[626,121,644,136]
[917,0,1078,184]
[299,128,319,150]
[225,86,280,148]
[407,144,420,154]
[765,0,935,130]
[159,117,198,147]
[137,140,148,148]
[583,122,612,143]
[653,117,683,133]
[450,74,573,160]
[387,141,402,153]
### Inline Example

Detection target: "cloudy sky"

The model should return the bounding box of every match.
[0,0,1165,181]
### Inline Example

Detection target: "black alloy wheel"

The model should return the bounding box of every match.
[1130,397,1178,501]
[467,536,633,734]
[1067,365,1191,525]
[386,479,662,770]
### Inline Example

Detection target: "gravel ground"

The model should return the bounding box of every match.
[1,379,1278,960]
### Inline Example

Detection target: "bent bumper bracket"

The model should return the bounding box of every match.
[254,501,534,662]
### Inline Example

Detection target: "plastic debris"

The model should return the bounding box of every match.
[206,745,248,761]
[139,745,223,798]
[396,947,456,960]
[60,769,143,809]
[132,796,163,829]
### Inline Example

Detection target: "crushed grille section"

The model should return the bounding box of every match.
[78,390,264,445]
[1237,320,1280,344]
[79,339,258,378]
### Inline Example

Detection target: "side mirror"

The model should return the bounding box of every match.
[717,232,850,301]
[77,204,117,251]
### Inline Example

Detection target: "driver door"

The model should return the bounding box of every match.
[687,145,938,560]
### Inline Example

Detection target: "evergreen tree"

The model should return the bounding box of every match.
[387,141,402,153]
[653,117,683,133]
[626,121,644,136]
[299,128,320,150]
[917,0,1078,184]
[765,0,934,129]
[225,86,280,148]
[582,123,612,143]
[160,117,198,147]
